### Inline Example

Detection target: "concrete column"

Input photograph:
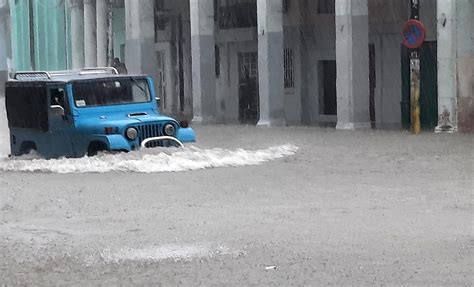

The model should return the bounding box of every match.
[96,0,107,67]
[257,0,285,126]
[454,0,474,132]
[70,0,85,69]
[84,0,97,67]
[435,0,457,132]
[335,0,370,130]
[95,0,108,67]
[190,0,216,123]
[182,6,193,120]
[124,0,156,75]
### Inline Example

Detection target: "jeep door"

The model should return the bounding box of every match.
[47,84,76,157]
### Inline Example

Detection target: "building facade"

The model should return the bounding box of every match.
[0,0,11,94]
[4,0,474,132]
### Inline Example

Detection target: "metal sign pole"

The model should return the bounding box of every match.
[410,54,421,134]
[410,0,421,134]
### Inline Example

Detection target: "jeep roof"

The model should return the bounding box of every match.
[9,67,145,84]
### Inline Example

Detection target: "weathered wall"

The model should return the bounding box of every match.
[283,0,302,125]
[216,40,258,124]
[456,0,474,132]
[419,0,437,41]
[113,7,126,62]
[213,0,424,128]
[368,0,408,129]
[300,0,336,125]
[151,0,199,121]
[368,0,437,129]
[214,0,306,125]
[124,0,159,103]
[214,0,257,123]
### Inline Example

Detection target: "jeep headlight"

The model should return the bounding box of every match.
[163,124,176,136]
[126,127,138,140]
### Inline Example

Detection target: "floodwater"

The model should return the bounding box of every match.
[1,97,473,285]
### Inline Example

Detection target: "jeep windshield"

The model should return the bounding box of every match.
[72,78,151,108]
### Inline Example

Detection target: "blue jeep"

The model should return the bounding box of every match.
[5,68,195,158]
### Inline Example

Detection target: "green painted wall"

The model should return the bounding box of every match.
[11,1,124,72]
[10,0,71,71]
[113,7,125,62]
[10,0,30,70]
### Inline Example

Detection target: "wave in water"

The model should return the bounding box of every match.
[0,145,298,173]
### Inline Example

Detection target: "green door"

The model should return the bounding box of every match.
[401,42,438,130]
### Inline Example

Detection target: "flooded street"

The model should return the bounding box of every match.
[0,0,472,284]
[0,118,472,285]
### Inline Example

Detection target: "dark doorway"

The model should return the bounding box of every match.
[369,44,376,128]
[401,42,438,130]
[238,52,259,125]
[319,61,337,115]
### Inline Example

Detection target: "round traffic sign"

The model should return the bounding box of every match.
[402,19,426,49]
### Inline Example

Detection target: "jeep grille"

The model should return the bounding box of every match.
[137,124,163,148]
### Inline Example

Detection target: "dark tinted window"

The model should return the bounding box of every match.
[72,78,151,108]
[6,84,49,131]
[49,86,70,114]
[318,0,335,14]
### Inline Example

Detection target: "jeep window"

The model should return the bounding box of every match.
[49,86,70,114]
[5,84,49,131]
[72,78,151,107]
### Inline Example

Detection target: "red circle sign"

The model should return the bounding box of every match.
[402,19,426,49]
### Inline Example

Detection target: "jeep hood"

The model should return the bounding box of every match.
[75,110,177,134]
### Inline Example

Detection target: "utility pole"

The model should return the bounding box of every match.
[410,0,421,134]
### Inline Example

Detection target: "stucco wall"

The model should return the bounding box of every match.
[368,0,437,129]
[205,0,443,128]
[456,0,474,132]
[300,1,336,125]
[113,7,126,62]
[214,0,309,125]
[215,39,257,124]
[283,0,302,125]
[368,0,407,128]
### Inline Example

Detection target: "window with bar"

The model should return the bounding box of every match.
[215,45,220,78]
[217,0,257,30]
[283,0,290,13]
[284,48,294,89]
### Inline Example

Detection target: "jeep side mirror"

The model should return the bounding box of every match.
[50,105,65,117]
[156,97,161,106]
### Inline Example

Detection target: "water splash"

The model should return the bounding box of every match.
[0,145,298,173]
[99,244,242,264]
[0,98,297,173]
